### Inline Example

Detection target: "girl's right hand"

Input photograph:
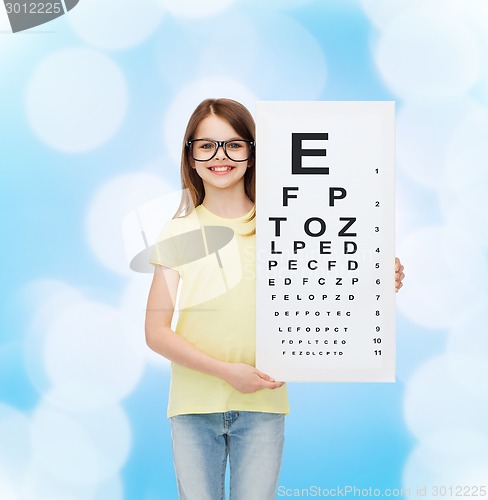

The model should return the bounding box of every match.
[221,362,285,393]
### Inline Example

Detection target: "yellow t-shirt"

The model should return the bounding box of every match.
[150,204,289,417]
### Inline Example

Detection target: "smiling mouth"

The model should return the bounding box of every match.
[208,166,235,172]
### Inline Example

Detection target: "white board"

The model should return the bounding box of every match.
[255,101,396,382]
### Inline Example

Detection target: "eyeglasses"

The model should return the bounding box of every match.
[187,139,254,162]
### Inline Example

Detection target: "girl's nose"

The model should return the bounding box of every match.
[214,144,227,160]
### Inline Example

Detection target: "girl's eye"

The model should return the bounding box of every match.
[200,142,215,150]
[227,141,242,149]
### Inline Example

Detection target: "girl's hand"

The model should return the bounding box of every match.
[221,362,284,394]
[395,257,405,292]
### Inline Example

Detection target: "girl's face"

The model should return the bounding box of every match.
[190,114,251,195]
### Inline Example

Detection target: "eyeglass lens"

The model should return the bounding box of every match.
[191,140,251,162]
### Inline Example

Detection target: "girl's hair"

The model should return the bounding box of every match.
[174,98,256,219]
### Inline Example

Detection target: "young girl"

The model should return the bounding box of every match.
[145,98,405,500]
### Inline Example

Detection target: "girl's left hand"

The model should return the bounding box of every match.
[395,257,405,292]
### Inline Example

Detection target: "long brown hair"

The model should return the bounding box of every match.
[174,98,256,220]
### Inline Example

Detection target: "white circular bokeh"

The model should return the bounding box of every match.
[445,302,488,401]
[154,21,203,91]
[404,355,488,442]
[30,402,131,487]
[91,475,124,500]
[20,469,124,500]
[69,0,165,50]
[31,407,102,486]
[0,2,11,32]
[121,275,172,368]
[360,0,462,30]
[0,19,29,92]
[0,404,31,486]
[439,220,488,298]
[154,10,325,103]
[244,0,314,10]
[440,194,488,250]
[251,13,327,100]
[403,430,488,492]
[26,48,128,153]
[163,78,257,166]
[43,382,129,414]
[462,4,488,101]
[154,0,235,18]
[396,225,487,330]
[374,6,480,100]
[460,0,488,69]
[396,98,480,189]
[21,466,98,500]
[444,108,488,218]
[86,171,174,276]
[0,472,15,500]
[192,13,258,88]
[43,299,145,404]
[23,280,85,395]
[394,178,438,245]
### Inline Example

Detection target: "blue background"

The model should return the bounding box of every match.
[1,0,488,498]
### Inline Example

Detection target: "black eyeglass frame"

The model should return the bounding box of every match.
[186,139,255,162]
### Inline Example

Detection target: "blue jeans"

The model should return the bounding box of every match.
[170,411,285,500]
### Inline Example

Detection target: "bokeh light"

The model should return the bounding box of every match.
[85,172,174,276]
[43,300,145,404]
[68,0,165,50]
[26,48,128,153]
[154,0,236,19]
[396,226,484,330]
[374,6,480,100]
[396,98,480,189]
[0,404,31,486]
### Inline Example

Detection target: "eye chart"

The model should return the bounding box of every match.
[255,101,395,382]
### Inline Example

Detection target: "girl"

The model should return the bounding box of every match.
[145,98,405,500]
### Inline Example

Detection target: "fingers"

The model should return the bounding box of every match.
[395,257,404,273]
[261,379,285,389]
[256,369,285,389]
[394,257,405,293]
[224,363,285,393]
[395,274,404,292]
[256,370,274,382]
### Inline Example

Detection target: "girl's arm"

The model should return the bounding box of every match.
[145,265,284,393]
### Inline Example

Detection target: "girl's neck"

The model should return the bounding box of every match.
[202,188,254,219]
